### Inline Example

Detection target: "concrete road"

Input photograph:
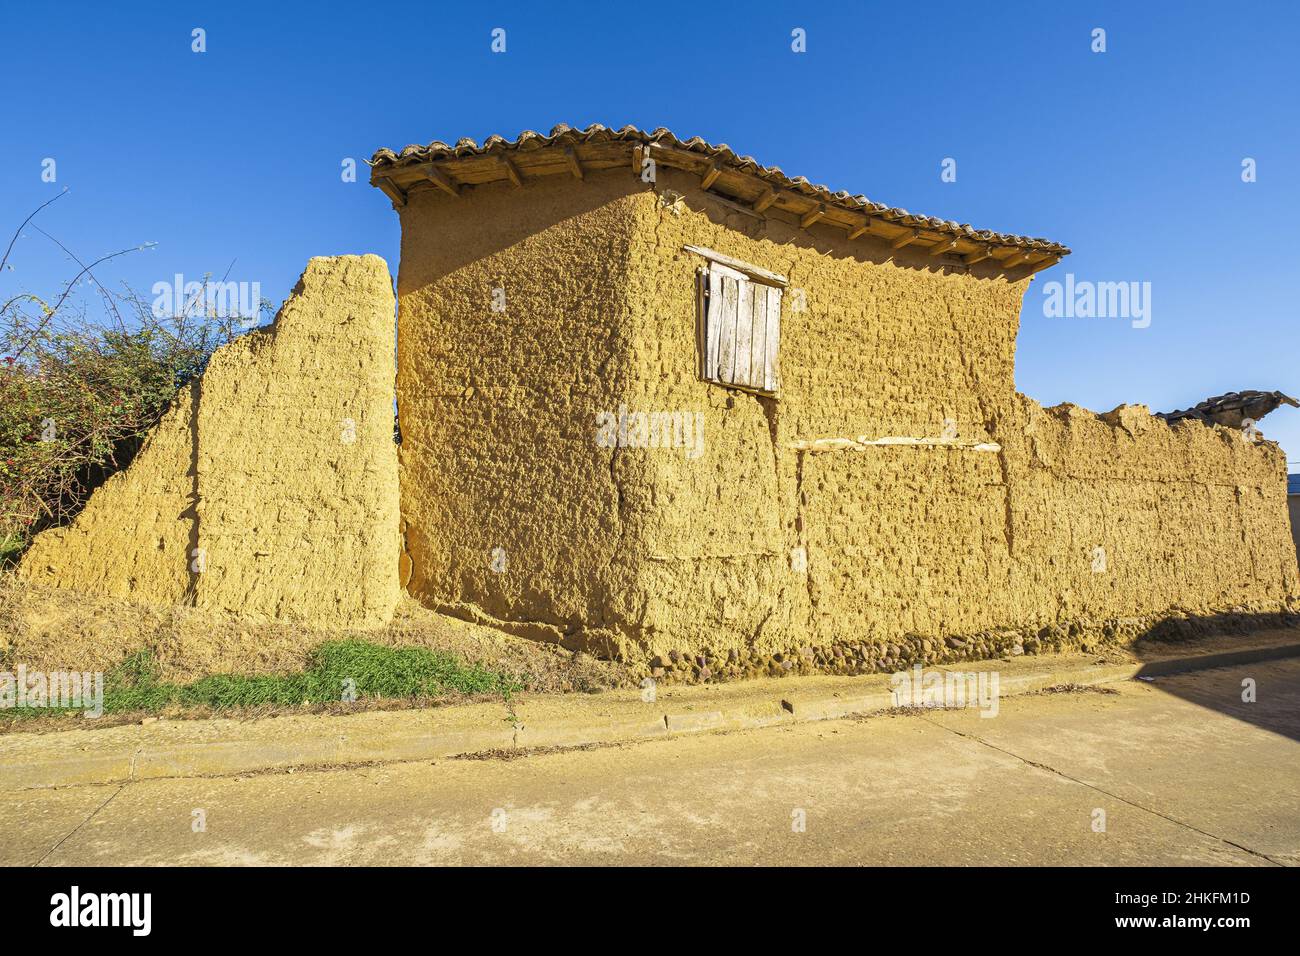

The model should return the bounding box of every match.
[9,659,1299,866]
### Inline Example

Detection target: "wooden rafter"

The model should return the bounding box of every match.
[847,219,872,241]
[374,176,407,208]
[800,204,826,229]
[564,147,584,180]
[422,165,460,197]
[700,159,723,190]
[928,238,959,257]
[890,229,920,250]
[499,155,523,187]
[752,188,778,213]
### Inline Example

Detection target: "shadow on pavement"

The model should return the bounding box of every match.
[1132,614,1300,743]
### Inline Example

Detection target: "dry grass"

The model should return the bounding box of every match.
[0,572,631,694]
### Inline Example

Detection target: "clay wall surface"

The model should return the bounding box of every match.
[20,255,400,627]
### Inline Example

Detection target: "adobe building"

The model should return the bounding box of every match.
[18,125,1297,672]
[370,123,1299,664]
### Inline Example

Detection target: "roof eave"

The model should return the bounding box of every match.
[369,124,1070,274]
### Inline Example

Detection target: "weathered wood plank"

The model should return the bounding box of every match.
[703,269,722,380]
[732,279,754,386]
[700,159,722,190]
[374,176,407,208]
[890,229,919,250]
[748,282,767,390]
[714,273,740,383]
[763,285,781,393]
[422,165,461,197]
[683,246,787,286]
[499,155,523,187]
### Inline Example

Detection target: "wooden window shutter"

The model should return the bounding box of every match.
[700,260,781,396]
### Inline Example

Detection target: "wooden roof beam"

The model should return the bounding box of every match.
[1024,254,1061,275]
[564,147,584,180]
[752,188,778,213]
[499,155,523,187]
[890,229,920,250]
[963,246,995,266]
[421,165,461,197]
[847,219,873,241]
[375,176,407,208]
[699,159,723,190]
[800,204,826,229]
[928,237,960,257]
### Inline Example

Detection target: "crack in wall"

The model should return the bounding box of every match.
[181,377,202,607]
[943,298,1017,559]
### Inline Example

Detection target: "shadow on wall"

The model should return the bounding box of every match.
[181,376,201,604]
[395,174,1019,292]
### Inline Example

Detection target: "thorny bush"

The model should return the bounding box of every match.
[1,195,265,564]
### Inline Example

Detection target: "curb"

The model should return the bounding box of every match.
[1133,641,1300,677]
[4,642,1298,792]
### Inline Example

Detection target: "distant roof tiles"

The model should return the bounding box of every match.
[1156,390,1300,430]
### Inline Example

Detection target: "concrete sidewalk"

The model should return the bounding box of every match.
[8,657,1299,866]
[3,632,1298,792]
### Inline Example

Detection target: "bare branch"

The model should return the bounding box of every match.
[31,225,128,333]
[11,241,155,360]
[0,189,69,277]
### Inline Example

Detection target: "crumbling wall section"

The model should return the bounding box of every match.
[17,383,198,605]
[791,396,1298,652]
[996,395,1299,627]
[19,255,400,628]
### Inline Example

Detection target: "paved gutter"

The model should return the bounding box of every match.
[3,638,1298,792]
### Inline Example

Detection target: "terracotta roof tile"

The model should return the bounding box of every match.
[371,123,1069,254]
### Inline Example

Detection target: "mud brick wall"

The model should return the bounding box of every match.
[394,174,654,653]
[800,450,1013,647]
[996,396,1299,626]
[397,166,1298,659]
[620,168,1034,656]
[629,170,1297,655]
[16,384,199,606]
[19,255,400,627]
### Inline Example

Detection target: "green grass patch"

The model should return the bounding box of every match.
[2,640,520,720]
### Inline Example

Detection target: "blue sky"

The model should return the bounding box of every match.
[4,0,1297,462]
